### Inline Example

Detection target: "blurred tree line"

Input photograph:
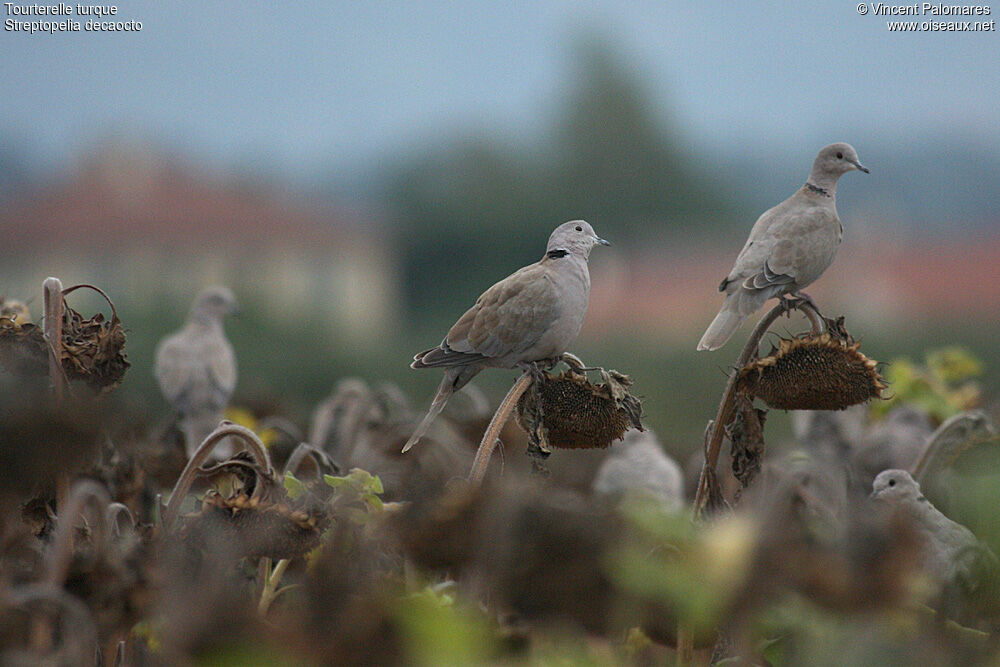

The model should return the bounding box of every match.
[384,37,738,319]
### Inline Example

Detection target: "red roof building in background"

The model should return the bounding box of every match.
[1,143,399,342]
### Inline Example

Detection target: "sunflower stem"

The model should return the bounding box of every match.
[46,480,112,589]
[42,276,66,399]
[693,300,824,517]
[258,557,291,616]
[162,421,273,529]
[468,371,533,485]
[681,299,824,662]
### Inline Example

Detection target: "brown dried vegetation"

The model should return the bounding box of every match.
[516,368,643,450]
[739,333,886,411]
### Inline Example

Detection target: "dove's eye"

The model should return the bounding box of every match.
[575,225,582,232]
[836,152,843,159]
[888,479,896,487]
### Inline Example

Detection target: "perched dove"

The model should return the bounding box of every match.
[591,428,684,510]
[154,286,238,458]
[870,469,979,581]
[403,220,609,453]
[698,143,868,351]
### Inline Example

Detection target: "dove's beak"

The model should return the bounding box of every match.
[851,160,869,174]
[595,236,611,246]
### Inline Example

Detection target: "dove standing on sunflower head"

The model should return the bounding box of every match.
[403,220,609,453]
[698,143,868,351]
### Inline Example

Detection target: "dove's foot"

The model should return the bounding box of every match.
[560,352,604,374]
[779,291,821,317]
[777,294,797,317]
[561,352,586,372]
[560,352,598,375]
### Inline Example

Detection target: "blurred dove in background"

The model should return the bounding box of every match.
[851,406,934,491]
[591,428,684,510]
[870,469,980,582]
[791,406,868,457]
[154,286,238,458]
[403,220,610,453]
[698,143,868,351]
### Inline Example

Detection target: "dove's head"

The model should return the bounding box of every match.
[870,469,922,504]
[190,285,238,323]
[546,220,610,260]
[812,143,869,180]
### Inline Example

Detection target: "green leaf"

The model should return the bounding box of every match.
[926,346,984,384]
[283,471,305,500]
[324,474,349,488]
[396,589,492,666]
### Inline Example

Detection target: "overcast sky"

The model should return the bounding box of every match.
[3,0,998,179]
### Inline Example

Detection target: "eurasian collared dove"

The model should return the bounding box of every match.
[154,286,238,458]
[403,220,609,453]
[852,406,934,491]
[870,469,979,582]
[591,428,684,510]
[698,143,868,351]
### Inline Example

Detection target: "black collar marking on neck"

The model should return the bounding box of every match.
[546,248,569,259]
[805,182,830,197]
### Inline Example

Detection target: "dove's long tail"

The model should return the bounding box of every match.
[697,288,771,351]
[403,365,481,453]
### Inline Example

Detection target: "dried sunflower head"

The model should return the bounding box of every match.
[0,298,45,376]
[739,333,886,411]
[516,369,643,451]
[0,318,47,377]
[192,492,328,561]
[0,288,130,392]
[179,454,329,561]
[59,304,130,393]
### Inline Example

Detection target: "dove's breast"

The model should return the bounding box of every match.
[526,256,591,362]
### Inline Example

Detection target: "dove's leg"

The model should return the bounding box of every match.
[517,360,548,385]
[787,291,820,313]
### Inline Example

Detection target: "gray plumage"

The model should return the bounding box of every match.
[791,406,867,456]
[591,428,684,510]
[698,143,868,351]
[403,220,609,453]
[870,469,979,582]
[851,406,933,492]
[154,286,238,457]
